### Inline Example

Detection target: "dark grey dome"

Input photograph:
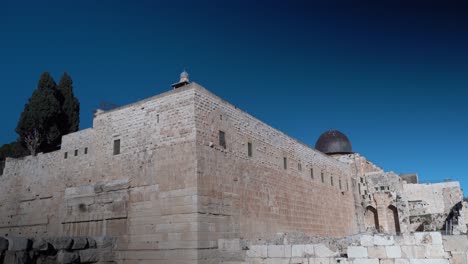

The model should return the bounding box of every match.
[315,130,352,154]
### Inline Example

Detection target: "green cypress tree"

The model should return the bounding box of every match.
[15,72,62,155]
[57,72,80,134]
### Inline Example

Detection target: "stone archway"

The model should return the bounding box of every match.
[365,206,379,232]
[387,205,401,234]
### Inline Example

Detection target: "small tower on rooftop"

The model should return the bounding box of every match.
[171,69,190,89]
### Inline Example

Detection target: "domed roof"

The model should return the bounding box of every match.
[180,70,189,78]
[315,130,352,154]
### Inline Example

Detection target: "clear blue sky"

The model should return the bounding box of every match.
[1,1,467,191]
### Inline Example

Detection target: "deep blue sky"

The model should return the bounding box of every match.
[1,1,467,191]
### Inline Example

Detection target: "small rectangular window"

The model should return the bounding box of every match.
[310,168,314,179]
[74,149,78,156]
[283,157,287,170]
[248,142,252,157]
[380,186,385,191]
[321,171,324,183]
[114,139,121,155]
[331,176,334,186]
[360,177,364,183]
[339,179,342,190]
[84,147,88,154]
[220,114,223,120]
[157,114,159,123]
[346,180,349,191]
[64,152,68,159]
[219,131,226,148]
[298,163,302,171]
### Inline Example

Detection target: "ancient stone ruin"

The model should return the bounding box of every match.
[1,73,467,263]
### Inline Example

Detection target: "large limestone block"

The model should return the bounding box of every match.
[57,250,79,264]
[268,245,286,258]
[7,237,31,251]
[247,245,267,258]
[380,260,395,264]
[72,237,88,250]
[414,232,442,245]
[32,238,49,251]
[265,259,289,264]
[395,260,409,264]
[367,246,386,258]
[442,235,468,252]
[450,252,468,264]
[347,246,367,258]
[219,239,241,251]
[425,245,448,258]
[0,237,9,251]
[400,245,425,259]
[292,245,305,257]
[360,235,374,246]
[374,235,394,246]
[312,258,330,264]
[48,237,73,250]
[314,244,338,257]
[290,258,308,264]
[409,260,449,264]
[350,258,379,264]
[385,246,402,258]
[79,249,100,263]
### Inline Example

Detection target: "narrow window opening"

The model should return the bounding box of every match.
[114,139,121,155]
[346,180,349,191]
[64,152,68,159]
[74,149,78,156]
[298,163,302,171]
[157,114,159,123]
[339,179,342,190]
[331,176,334,186]
[310,168,314,179]
[321,171,324,183]
[219,131,226,148]
[84,148,88,155]
[220,114,223,120]
[283,157,287,170]
[247,142,252,157]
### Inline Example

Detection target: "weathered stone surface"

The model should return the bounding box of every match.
[3,250,30,264]
[442,235,468,252]
[314,244,338,257]
[367,246,386,258]
[87,237,97,249]
[57,250,79,264]
[8,237,31,251]
[246,245,267,258]
[48,237,73,250]
[0,237,9,251]
[347,246,368,258]
[71,237,88,250]
[374,235,394,246]
[32,238,49,251]
[79,248,100,263]
[385,245,402,258]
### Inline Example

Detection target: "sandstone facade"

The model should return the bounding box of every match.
[0,82,466,263]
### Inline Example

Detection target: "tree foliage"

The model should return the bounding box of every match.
[57,72,80,134]
[12,72,80,156]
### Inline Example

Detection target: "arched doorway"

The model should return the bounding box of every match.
[387,205,401,234]
[365,206,379,232]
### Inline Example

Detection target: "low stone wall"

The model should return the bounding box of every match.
[219,232,468,264]
[0,236,115,264]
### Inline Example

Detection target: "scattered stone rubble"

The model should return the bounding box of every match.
[0,236,115,264]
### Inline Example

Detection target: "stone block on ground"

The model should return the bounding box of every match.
[72,237,88,250]
[347,246,367,258]
[79,248,100,263]
[0,237,9,251]
[48,237,73,250]
[8,237,31,251]
[57,250,79,264]
[314,244,338,257]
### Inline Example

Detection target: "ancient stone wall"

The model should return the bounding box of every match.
[193,85,357,243]
[217,232,468,264]
[0,86,201,263]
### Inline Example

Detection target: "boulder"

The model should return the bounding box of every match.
[8,237,31,251]
[48,237,73,250]
[57,250,79,264]
[0,237,9,251]
[71,237,88,250]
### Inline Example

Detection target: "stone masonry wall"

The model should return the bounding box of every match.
[218,232,468,264]
[0,86,201,263]
[192,84,357,257]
